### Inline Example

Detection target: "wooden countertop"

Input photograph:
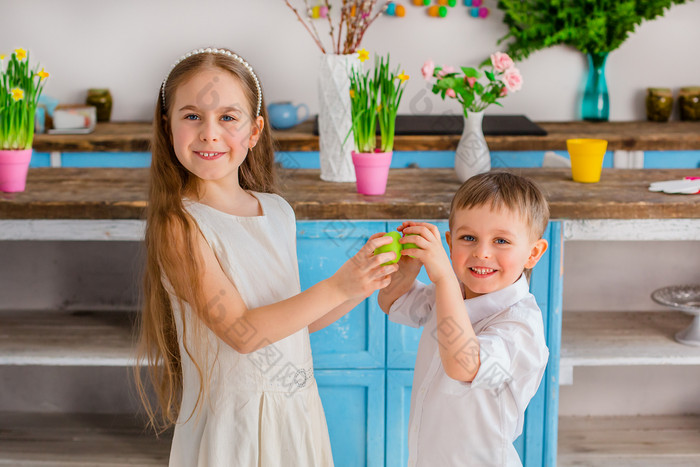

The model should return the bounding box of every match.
[1,167,698,220]
[32,120,700,153]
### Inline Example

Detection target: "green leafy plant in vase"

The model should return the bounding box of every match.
[495,0,688,121]
[348,50,408,195]
[0,48,49,192]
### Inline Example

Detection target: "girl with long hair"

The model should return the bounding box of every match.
[134,47,398,466]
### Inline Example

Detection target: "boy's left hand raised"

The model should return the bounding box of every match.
[399,222,453,285]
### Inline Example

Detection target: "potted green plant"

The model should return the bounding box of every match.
[0,48,48,192]
[495,0,687,121]
[348,52,408,195]
[422,52,522,181]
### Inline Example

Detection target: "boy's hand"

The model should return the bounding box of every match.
[399,222,453,286]
[331,233,399,301]
[377,224,424,312]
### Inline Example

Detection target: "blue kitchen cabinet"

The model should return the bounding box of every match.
[316,370,386,467]
[298,221,388,466]
[298,221,386,369]
[386,370,413,467]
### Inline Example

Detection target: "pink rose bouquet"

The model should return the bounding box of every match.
[422,51,522,118]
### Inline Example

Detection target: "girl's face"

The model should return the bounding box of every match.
[446,204,547,299]
[169,67,263,187]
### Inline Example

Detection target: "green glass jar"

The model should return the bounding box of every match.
[86,88,113,122]
[679,87,700,121]
[645,88,673,122]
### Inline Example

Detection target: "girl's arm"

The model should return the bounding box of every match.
[308,298,363,333]
[189,231,397,354]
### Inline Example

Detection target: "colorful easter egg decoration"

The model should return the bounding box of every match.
[428,5,448,16]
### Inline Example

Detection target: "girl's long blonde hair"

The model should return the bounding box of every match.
[133,49,277,432]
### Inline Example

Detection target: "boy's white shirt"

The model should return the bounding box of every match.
[389,274,549,467]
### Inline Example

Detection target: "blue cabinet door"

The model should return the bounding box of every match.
[386,370,413,467]
[298,220,386,369]
[316,370,386,467]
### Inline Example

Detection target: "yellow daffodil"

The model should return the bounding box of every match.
[11,88,24,101]
[14,48,27,61]
[37,68,49,80]
[0,54,6,60]
[357,48,369,62]
[397,71,409,83]
[349,89,356,98]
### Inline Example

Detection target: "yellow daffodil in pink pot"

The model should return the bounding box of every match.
[0,48,48,192]
[348,50,408,195]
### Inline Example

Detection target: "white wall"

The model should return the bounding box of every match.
[3,0,700,122]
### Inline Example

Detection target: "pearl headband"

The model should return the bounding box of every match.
[161,47,262,117]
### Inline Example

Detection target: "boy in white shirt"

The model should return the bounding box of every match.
[379,172,550,466]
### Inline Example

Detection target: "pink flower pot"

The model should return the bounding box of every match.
[351,150,393,195]
[0,149,33,193]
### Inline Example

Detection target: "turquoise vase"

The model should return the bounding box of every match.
[582,52,609,121]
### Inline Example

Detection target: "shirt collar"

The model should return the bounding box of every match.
[464,274,530,323]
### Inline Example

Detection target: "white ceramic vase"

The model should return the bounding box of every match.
[318,54,359,182]
[455,111,490,182]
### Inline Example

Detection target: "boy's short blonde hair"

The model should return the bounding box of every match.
[449,172,550,240]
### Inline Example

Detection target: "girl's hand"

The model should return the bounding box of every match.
[331,233,400,301]
[399,222,453,285]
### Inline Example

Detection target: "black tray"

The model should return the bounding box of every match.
[312,114,547,136]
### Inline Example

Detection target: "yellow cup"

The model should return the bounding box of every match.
[566,138,608,183]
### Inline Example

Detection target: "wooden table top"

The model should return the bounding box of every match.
[31,120,700,153]
[1,167,698,220]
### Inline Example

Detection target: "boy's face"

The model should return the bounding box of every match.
[446,204,547,299]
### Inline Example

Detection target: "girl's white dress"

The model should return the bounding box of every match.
[167,192,334,467]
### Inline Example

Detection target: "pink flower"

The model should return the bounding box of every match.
[446,88,456,98]
[421,60,435,81]
[466,76,477,88]
[503,67,523,92]
[500,86,508,97]
[437,65,456,78]
[490,51,514,73]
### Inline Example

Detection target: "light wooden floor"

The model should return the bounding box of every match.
[0,412,170,466]
[558,414,700,466]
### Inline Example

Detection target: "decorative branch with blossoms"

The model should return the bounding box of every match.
[284,1,389,54]
[422,52,522,118]
[0,48,49,150]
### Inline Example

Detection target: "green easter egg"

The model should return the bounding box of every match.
[374,231,402,265]
[403,233,419,258]
[403,233,419,251]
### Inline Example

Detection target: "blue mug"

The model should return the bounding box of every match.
[268,102,309,129]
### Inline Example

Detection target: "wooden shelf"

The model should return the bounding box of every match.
[0,412,170,466]
[2,167,700,221]
[559,414,700,466]
[0,310,135,366]
[31,120,700,152]
[560,311,700,385]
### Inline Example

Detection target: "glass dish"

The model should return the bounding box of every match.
[651,285,700,346]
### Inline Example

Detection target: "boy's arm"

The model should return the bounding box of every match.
[401,222,480,382]
[377,256,422,313]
